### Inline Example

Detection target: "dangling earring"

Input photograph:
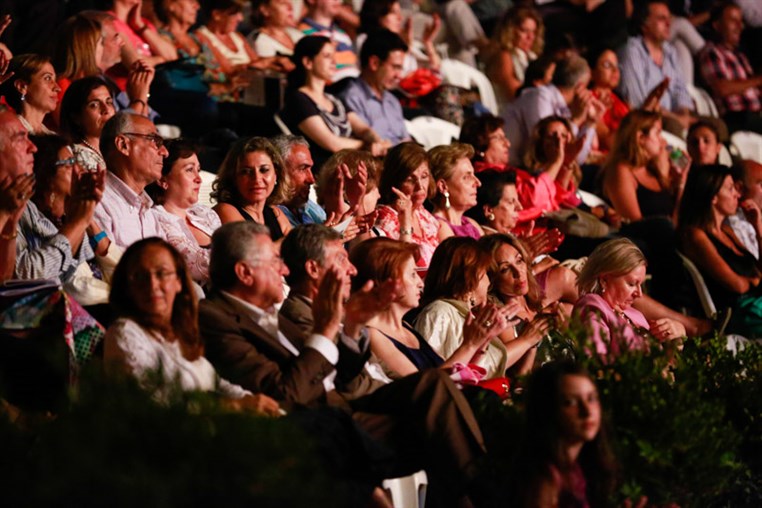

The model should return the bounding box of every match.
[444,191,450,210]
[48,193,56,208]
[20,93,25,102]
[468,293,476,308]
[487,212,495,221]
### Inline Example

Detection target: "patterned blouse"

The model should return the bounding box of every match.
[375,205,440,268]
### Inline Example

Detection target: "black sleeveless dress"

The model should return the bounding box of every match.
[235,205,285,241]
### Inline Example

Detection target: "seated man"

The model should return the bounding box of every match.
[299,0,358,82]
[699,1,762,134]
[0,106,104,287]
[503,54,603,167]
[199,221,492,506]
[270,135,326,226]
[94,111,168,249]
[341,29,410,147]
[280,224,392,398]
[618,0,695,132]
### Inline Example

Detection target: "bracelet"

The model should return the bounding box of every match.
[0,231,17,240]
[90,231,107,249]
[399,227,412,235]
[129,99,147,109]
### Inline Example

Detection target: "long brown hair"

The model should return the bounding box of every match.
[479,233,543,311]
[422,237,491,305]
[110,238,203,361]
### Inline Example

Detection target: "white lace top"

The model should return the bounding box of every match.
[105,318,249,400]
[154,204,220,284]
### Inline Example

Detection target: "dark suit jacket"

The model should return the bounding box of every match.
[280,292,388,400]
[199,291,366,409]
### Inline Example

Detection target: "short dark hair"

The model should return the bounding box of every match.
[209,221,271,291]
[466,170,517,225]
[630,0,669,36]
[30,134,72,207]
[359,29,408,69]
[459,114,505,157]
[60,76,114,144]
[281,224,342,286]
[422,237,492,305]
[146,138,202,204]
[359,0,398,34]
[710,1,740,25]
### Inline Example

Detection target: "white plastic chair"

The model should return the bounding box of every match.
[578,189,607,209]
[155,124,181,140]
[661,130,687,152]
[439,59,499,115]
[273,112,292,135]
[382,470,428,508]
[730,131,762,163]
[404,116,460,150]
[197,170,217,208]
[719,144,733,166]
[687,84,720,118]
[676,250,717,319]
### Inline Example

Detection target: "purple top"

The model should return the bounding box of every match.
[573,293,650,360]
[437,216,482,240]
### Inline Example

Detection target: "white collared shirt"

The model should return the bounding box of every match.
[94,171,165,249]
[220,291,339,392]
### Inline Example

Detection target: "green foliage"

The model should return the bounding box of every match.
[0,368,341,507]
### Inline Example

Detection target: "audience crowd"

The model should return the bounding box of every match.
[1,0,761,506]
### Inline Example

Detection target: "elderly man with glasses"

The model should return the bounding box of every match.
[94,111,169,249]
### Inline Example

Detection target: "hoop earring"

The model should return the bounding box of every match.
[444,191,450,210]
[487,212,495,221]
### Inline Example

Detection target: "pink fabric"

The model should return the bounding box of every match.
[549,462,590,508]
[108,13,155,57]
[573,293,650,360]
[375,205,440,267]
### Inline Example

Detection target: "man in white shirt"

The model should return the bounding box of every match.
[94,111,167,250]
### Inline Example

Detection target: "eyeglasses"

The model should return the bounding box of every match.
[599,61,619,71]
[129,269,177,285]
[246,255,284,270]
[123,132,165,149]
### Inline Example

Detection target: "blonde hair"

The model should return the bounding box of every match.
[577,238,647,295]
[493,6,544,55]
[604,109,662,177]
[428,142,474,202]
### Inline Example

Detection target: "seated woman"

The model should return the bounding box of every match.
[351,237,510,380]
[414,237,514,379]
[59,76,116,173]
[458,113,512,175]
[678,165,762,337]
[247,0,303,57]
[194,0,293,83]
[485,5,544,107]
[107,0,178,69]
[601,109,688,224]
[28,134,111,306]
[148,139,220,286]
[589,48,630,153]
[468,171,575,307]
[686,118,726,166]
[0,54,60,135]
[280,35,389,172]
[574,238,686,360]
[104,237,280,415]
[374,142,450,268]
[428,143,484,240]
[211,136,291,241]
[480,233,570,339]
[511,362,616,507]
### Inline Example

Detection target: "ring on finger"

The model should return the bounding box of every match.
[483,320,493,328]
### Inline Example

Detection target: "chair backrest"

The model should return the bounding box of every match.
[676,250,717,318]
[197,170,217,208]
[730,131,762,163]
[661,130,686,152]
[687,84,720,118]
[719,144,733,166]
[404,116,461,150]
[439,59,498,115]
[382,470,428,508]
[273,112,292,135]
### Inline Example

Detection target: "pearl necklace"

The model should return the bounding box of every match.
[81,140,106,166]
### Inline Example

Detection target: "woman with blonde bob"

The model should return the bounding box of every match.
[211,136,292,240]
[574,238,686,360]
[486,5,544,105]
[429,143,484,241]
